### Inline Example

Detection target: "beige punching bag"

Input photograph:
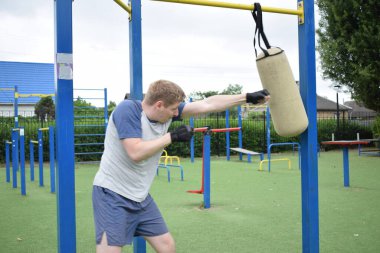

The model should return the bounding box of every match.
[256,47,308,137]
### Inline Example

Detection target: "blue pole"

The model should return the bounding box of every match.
[55,0,76,252]
[298,0,320,252]
[190,97,195,163]
[49,126,56,193]
[38,129,44,187]
[20,128,26,195]
[104,88,109,127]
[342,147,350,187]
[203,131,211,209]
[5,142,11,183]
[266,107,271,171]
[129,0,146,250]
[14,86,19,128]
[11,130,18,188]
[225,109,230,161]
[237,106,243,161]
[30,141,35,181]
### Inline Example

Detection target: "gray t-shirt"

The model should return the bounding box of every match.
[93,100,185,202]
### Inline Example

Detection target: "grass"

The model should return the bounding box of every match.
[0,150,379,252]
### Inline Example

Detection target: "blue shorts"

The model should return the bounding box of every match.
[92,186,168,246]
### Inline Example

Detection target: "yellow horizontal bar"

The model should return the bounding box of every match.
[152,0,302,16]
[6,141,12,144]
[31,141,39,144]
[39,128,49,131]
[0,88,15,91]
[114,0,131,14]
[18,94,55,98]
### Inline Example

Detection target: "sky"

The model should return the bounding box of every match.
[0,0,351,106]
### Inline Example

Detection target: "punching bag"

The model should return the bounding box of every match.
[252,3,308,137]
[256,48,308,137]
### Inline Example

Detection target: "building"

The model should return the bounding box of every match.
[0,61,55,117]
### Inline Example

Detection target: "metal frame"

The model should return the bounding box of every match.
[54,0,318,252]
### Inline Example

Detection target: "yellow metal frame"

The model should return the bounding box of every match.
[259,158,291,171]
[17,93,55,98]
[159,150,182,166]
[114,0,131,15]
[39,127,50,131]
[152,0,303,17]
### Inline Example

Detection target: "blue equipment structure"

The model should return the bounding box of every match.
[225,106,264,163]
[29,126,56,193]
[52,1,318,252]
[4,128,27,195]
[73,88,108,164]
[264,106,301,172]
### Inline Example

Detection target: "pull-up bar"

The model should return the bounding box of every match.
[152,0,303,16]
[17,93,55,98]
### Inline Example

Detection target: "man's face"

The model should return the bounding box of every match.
[156,101,180,123]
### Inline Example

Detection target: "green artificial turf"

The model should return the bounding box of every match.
[0,151,379,252]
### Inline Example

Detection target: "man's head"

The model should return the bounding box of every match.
[143,80,186,123]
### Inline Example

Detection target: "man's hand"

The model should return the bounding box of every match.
[246,89,270,104]
[170,125,193,142]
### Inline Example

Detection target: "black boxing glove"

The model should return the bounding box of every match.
[170,125,194,142]
[246,89,270,104]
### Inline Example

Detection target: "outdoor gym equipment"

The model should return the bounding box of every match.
[29,126,56,193]
[157,150,184,182]
[4,128,26,195]
[226,105,264,162]
[187,127,241,209]
[53,1,318,252]
[263,106,301,172]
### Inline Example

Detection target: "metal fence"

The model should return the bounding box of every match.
[0,110,377,163]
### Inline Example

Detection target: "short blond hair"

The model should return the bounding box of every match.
[144,80,186,106]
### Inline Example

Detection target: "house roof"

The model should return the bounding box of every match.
[0,61,55,104]
[316,95,351,111]
[344,101,377,117]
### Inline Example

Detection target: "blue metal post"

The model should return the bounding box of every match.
[20,128,26,195]
[129,0,146,250]
[129,0,143,100]
[11,130,18,188]
[225,109,230,161]
[29,141,35,181]
[14,86,19,128]
[5,142,11,182]
[38,130,44,187]
[342,147,350,187]
[190,97,195,163]
[237,106,243,160]
[49,126,56,193]
[203,131,211,209]
[55,0,76,252]
[266,107,271,171]
[298,0,320,252]
[104,88,109,127]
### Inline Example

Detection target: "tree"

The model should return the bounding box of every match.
[220,84,243,95]
[316,0,380,112]
[34,96,55,125]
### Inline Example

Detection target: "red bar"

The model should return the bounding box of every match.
[211,127,241,133]
[194,127,208,132]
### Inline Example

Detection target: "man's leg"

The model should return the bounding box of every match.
[96,232,122,253]
[145,232,175,253]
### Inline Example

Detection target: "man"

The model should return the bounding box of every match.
[93,79,270,253]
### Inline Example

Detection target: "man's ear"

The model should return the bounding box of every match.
[155,100,165,109]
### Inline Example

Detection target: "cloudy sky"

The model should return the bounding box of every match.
[0,0,351,105]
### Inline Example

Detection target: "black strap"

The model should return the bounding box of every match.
[251,3,271,57]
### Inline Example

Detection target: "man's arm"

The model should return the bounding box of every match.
[122,134,172,163]
[181,91,269,118]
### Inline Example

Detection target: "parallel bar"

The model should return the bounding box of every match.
[194,127,241,133]
[18,94,55,98]
[152,0,303,16]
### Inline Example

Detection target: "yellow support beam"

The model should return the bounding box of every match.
[18,94,55,98]
[152,0,303,16]
[114,0,131,14]
[39,128,50,131]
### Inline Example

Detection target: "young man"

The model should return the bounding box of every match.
[93,79,270,253]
